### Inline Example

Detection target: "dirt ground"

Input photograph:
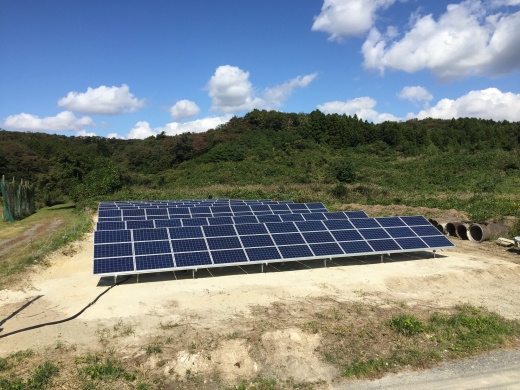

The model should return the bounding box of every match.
[1,207,520,388]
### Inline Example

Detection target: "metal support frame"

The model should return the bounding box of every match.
[192,269,198,279]
[261,264,264,273]
[433,250,436,258]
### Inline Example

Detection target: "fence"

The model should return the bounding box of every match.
[1,175,36,222]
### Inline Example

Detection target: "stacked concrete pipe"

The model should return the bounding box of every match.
[429,218,451,234]
[455,223,471,240]
[446,222,465,237]
[468,223,509,243]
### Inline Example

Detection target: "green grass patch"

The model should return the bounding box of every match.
[0,360,58,390]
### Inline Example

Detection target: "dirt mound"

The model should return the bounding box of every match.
[341,203,469,220]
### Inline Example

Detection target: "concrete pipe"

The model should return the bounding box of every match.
[468,223,509,243]
[446,222,463,237]
[456,223,471,240]
[437,222,449,234]
[430,219,451,234]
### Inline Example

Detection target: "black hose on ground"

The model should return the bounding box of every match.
[0,275,131,339]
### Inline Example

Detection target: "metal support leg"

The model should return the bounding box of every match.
[192,269,195,279]
[261,264,264,273]
[137,274,139,284]
[324,259,327,267]
[381,255,384,263]
[433,250,436,258]
[114,275,117,284]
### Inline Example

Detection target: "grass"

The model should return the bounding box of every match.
[0,203,92,289]
[0,359,58,390]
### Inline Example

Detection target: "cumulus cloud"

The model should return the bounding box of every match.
[126,115,232,140]
[312,0,397,40]
[2,111,95,131]
[362,0,520,80]
[106,133,125,139]
[398,86,433,106]
[169,100,201,121]
[76,129,97,137]
[207,65,317,113]
[58,84,145,115]
[408,88,520,121]
[318,96,400,123]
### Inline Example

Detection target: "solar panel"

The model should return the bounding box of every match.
[94,199,454,276]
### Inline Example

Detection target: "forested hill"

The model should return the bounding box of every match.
[1,109,520,206]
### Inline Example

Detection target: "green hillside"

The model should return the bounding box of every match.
[1,109,519,226]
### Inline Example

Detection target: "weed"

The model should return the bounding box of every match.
[227,332,239,339]
[146,343,163,354]
[387,314,426,336]
[113,318,135,337]
[159,321,179,330]
[303,321,320,334]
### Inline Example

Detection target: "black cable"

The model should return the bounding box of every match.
[0,275,131,339]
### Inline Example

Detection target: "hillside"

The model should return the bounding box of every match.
[1,110,520,224]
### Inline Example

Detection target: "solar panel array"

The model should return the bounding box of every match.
[93,199,454,276]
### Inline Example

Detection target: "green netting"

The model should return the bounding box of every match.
[1,179,36,222]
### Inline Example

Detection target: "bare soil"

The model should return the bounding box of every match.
[1,207,520,388]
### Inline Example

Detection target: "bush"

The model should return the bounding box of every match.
[334,160,357,183]
[387,314,425,336]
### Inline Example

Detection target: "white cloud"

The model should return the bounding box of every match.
[169,100,201,121]
[2,111,95,131]
[207,65,317,113]
[76,129,97,137]
[362,0,520,80]
[126,115,232,139]
[398,86,433,106]
[408,88,520,121]
[312,0,397,40]
[318,96,400,123]
[106,133,125,139]
[58,84,145,115]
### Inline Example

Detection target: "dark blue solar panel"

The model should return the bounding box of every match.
[332,230,364,242]
[303,231,335,243]
[280,214,305,222]
[295,221,327,232]
[94,230,131,244]
[182,218,208,226]
[266,222,298,234]
[278,245,314,259]
[240,234,275,248]
[395,238,429,250]
[272,233,305,246]
[211,249,248,264]
[168,207,190,215]
[146,208,168,216]
[169,227,204,239]
[375,217,406,227]
[207,237,242,250]
[297,209,312,214]
[209,217,234,225]
[310,243,344,256]
[126,219,154,229]
[191,207,211,214]
[203,225,237,237]
[270,204,289,211]
[350,218,381,229]
[323,212,348,219]
[189,213,213,218]
[134,240,171,256]
[323,219,354,230]
[231,205,250,212]
[122,216,146,222]
[257,215,282,223]
[212,212,233,217]
[233,216,258,224]
[359,228,391,240]
[246,247,281,261]
[233,211,254,216]
[368,239,401,252]
[122,209,145,217]
[154,219,182,228]
[235,224,269,235]
[136,254,174,271]
[401,216,430,226]
[175,251,212,267]
[303,213,326,221]
[288,203,308,210]
[212,206,232,213]
[94,257,134,274]
[307,203,326,209]
[250,204,270,211]
[386,227,416,238]
[94,243,133,259]
[411,225,442,236]
[133,228,169,242]
[345,211,369,218]
[340,241,374,254]
[99,209,122,218]
[97,222,126,231]
[171,238,207,253]
[421,236,454,248]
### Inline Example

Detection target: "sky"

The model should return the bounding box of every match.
[1,0,520,139]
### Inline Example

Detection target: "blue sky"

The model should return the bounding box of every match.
[1,0,519,139]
